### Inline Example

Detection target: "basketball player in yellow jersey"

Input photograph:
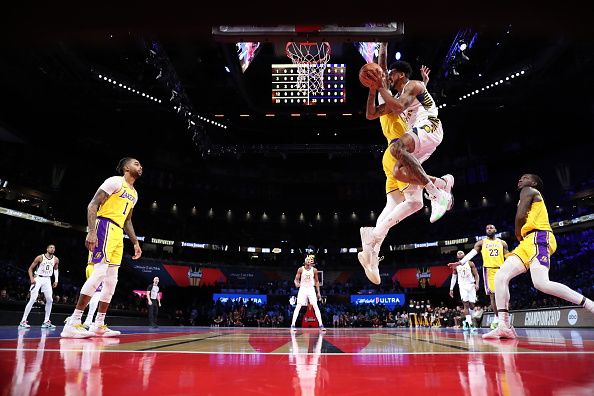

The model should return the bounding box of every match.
[449,224,509,329]
[358,43,453,285]
[62,157,143,338]
[483,174,594,339]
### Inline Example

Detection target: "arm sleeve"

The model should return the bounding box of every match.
[459,249,478,265]
[54,269,59,283]
[98,176,123,195]
[450,274,457,290]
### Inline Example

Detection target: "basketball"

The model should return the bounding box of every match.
[359,62,382,88]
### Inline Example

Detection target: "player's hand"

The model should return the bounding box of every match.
[132,242,142,260]
[148,300,152,306]
[449,290,454,298]
[85,231,98,252]
[420,65,431,85]
[158,302,162,307]
[447,261,461,268]
[475,284,479,291]
[317,293,322,301]
[52,282,58,288]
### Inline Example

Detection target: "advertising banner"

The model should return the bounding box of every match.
[350,293,406,309]
[481,306,594,328]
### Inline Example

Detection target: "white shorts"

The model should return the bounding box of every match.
[407,122,443,164]
[459,283,477,303]
[30,276,53,298]
[296,288,317,306]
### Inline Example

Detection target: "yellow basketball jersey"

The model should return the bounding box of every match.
[97,177,138,228]
[380,113,407,144]
[86,264,94,279]
[481,238,505,268]
[521,199,552,238]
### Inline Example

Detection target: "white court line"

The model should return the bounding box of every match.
[1,348,594,356]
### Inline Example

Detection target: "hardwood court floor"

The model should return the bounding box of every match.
[1,326,594,395]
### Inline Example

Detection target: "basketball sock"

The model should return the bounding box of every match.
[95,312,106,326]
[69,309,84,325]
[44,300,52,322]
[312,303,324,327]
[465,314,472,326]
[291,305,302,326]
[424,181,440,200]
[85,293,100,325]
[498,310,510,327]
[21,297,36,322]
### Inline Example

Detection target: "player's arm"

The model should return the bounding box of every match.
[470,262,480,290]
[52,257,59,288]
[378,42,388,72]
[515,187,537,241]
[314,268,322,299]
[501,240,510,255]
[366,89,389,120]
[420,65,430,86]
[28,255,42,284]
[294,268,302,288]
[157,289,161,306]
[375,78,421,115]
[448,241,482,268]
[449,267,457,298]
[86,188,110,251]
[124,208,142,259]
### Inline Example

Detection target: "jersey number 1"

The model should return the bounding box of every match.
[123,202,129,215]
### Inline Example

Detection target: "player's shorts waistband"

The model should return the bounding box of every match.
[97,216,123,229]
[37,275,51,278]
[523,229,550,237]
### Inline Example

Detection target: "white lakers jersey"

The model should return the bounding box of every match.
[456,262,475,286]
[300,267,315,289]
[36,255,56,277]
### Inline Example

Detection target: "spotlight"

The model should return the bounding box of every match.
[395,51,401,60]
[156,69,162,79]
[459,41,467,51]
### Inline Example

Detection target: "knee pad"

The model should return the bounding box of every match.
[98,267,119,304]
[80,264,108,296]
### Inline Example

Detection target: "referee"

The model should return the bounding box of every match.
[147,277,161,328]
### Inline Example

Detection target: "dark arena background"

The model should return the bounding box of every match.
[1,4,594,395]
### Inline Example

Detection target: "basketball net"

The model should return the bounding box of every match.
[285,42,331,95]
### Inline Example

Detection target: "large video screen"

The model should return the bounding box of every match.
[272,64,346,105]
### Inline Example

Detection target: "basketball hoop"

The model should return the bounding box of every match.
[285,42,331,95]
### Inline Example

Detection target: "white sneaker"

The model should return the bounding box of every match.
[41,320,56,329]
[89,323,121,337]
[319,326,327,333]
[18,321,30,328]
[441,174,455,210]
[290,325,297,333]
[61,323,94,338]
[482,324,517,339]
[429,189,452,223]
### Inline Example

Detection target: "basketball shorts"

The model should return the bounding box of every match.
[88,217,124,266]
[483,267,499,295]
[297,287,318,306]
[407,121,443,164]
[459,283,477,303]
[382,146,410,194]
[512,230,557,269]
[30,276,53,297]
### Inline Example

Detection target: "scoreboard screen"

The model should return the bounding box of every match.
[272,64,346,105]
